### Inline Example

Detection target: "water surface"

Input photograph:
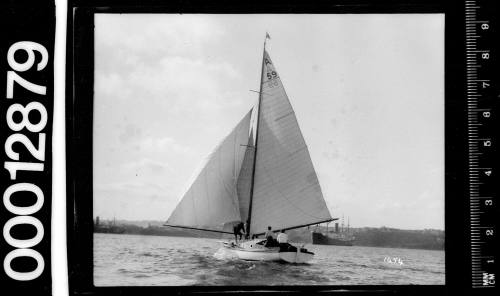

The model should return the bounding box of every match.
[94,233,445,286]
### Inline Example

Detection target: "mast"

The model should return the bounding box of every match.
[246,36,267,236]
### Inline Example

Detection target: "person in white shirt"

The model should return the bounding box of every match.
[277,229,290,251]
[277,229,288,244]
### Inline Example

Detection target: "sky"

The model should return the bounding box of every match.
[93,14,444,230]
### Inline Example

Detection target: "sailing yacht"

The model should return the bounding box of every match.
[165,37,334,263]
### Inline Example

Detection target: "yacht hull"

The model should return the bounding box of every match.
[222,240,314,263]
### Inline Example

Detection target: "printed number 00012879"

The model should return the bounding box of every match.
[3,41,48,281]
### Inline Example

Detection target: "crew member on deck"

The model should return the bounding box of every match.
[233,222,245,242]
[277,229,288,243]
[264,226,276,247]
[264,226,274,240]
[277,229,289,251]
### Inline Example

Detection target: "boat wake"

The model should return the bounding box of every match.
[213,247,239,261]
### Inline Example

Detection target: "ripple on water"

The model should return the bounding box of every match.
[132,274,150,278]
[94,234,445,286]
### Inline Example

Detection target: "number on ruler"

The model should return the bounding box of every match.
[483,273,495,286]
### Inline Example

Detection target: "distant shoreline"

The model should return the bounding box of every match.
[95,232,445,252]
[93,219,444,251]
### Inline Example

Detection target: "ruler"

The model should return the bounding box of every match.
[465,0,498,289]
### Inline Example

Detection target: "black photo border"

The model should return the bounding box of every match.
[1,1,55,295]
[67,0,470,295]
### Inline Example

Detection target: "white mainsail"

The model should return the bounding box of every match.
[249,50,333,234]
[166,109,253,232]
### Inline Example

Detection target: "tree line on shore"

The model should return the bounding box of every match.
[94,218,444,250]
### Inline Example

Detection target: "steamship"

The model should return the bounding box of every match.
[93,216,125,234]
[312,218,355,246]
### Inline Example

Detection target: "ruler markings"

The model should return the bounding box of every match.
[466,1,496,289]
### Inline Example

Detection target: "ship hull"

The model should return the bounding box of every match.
[222,240,314,263]
[312,232,354,246]
[94,227,125,234]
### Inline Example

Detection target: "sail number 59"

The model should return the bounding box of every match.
[3,41,48,281]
